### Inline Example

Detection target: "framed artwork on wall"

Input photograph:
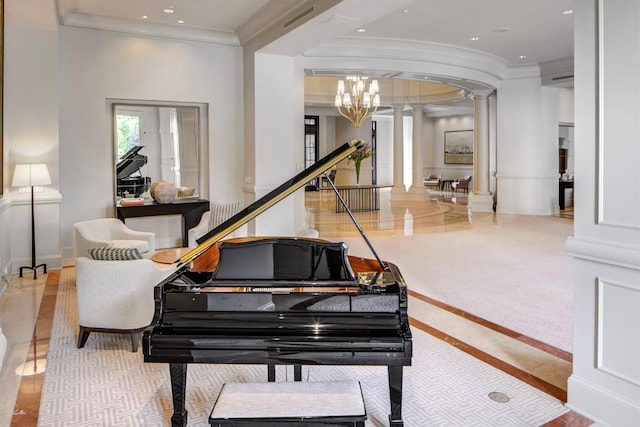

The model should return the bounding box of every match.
[444,130,473,164]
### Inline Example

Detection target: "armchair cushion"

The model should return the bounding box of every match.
[88,247,143,261]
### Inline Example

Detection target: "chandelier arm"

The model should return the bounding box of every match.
[336,106,357,126]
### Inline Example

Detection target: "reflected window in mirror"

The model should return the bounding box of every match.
[110,100,206,204]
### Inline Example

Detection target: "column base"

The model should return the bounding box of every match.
[390,185,408,198]
[468,192,495,212]
[402,185,427,200]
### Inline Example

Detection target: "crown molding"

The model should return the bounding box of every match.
[62,12,240,45]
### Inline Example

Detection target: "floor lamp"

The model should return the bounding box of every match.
[12,164,51,280]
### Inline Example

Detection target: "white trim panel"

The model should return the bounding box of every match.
[596,0,640,229]
[597,277,640,386]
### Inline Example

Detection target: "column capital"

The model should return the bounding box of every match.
[470,89,495,99]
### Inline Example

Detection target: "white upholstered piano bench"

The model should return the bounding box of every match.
[209,380,366,427]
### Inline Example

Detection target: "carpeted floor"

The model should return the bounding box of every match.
[339,214,574,353]
[38,268,568,426]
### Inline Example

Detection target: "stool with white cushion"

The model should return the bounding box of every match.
[209,380,366,426]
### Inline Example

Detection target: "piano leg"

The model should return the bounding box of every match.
[267,364,276,382]
[294,364,302,381]
[388,365,404,426]
[169,363,188,427]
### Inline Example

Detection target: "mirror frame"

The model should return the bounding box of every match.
[108,99,209,204]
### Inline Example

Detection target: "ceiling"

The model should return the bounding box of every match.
[57,0,575,113]
[58,0,575,67]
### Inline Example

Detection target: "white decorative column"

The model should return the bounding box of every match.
[391,105,406,196]
[408,104,425,196]
[469,90,495,212]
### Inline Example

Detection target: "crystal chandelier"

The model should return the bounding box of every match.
[335,76,380,128]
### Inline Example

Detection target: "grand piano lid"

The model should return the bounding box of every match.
[176,140,363,267]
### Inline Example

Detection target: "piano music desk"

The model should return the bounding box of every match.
[209,380,366,426]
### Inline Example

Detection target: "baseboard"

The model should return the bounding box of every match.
[567,374,640,427]
[10,254,63,276]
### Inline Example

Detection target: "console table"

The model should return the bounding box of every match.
[559,180,574,210]
[334,185,381,213]
[117,198,209,247]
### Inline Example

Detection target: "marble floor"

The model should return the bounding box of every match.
[0,188,590,426]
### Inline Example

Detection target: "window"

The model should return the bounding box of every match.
[304,115,319,189]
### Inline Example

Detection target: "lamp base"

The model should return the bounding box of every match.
[19,263,47,280]
[15,359,47,376]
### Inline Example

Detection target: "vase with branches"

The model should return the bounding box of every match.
[347,140,373,184]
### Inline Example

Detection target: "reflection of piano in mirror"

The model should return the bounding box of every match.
[116,146,151,197]
[143,141,413,427]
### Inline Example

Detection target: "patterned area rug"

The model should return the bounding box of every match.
[38,268,568,426]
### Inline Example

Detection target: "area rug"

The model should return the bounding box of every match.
[38,268,568,426]
[339,215,574,353]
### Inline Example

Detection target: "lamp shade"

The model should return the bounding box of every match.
[12,164,52,187]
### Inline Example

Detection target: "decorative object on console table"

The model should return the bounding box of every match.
[12,164,51,279]
[347,140,373,184]
[150,180,177,204]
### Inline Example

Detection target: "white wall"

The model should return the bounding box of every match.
[565,1,640,425]
[3,0,61,273]
[58,26,244,259]
[426,114,475,180]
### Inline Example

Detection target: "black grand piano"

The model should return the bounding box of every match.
[116,145,151,198]
[143,141,413,426]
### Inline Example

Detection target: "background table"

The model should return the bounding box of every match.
[559,180,574,210]
[117,198,209,247]
[334,185,381,213]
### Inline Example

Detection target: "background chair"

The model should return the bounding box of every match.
[423,174,442,190]
[75,257,175,352]
[452,175,472,193]
[74,218,155,258]
[188,201,241,248]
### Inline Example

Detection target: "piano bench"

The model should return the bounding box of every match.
[209,380,366,427]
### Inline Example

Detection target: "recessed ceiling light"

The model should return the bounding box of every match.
[519,55,527,59]
[402,9,409,13]
[562,9,574,15]
[493,27,512,33]
[470,36,479,41]
[177,20,185,24]
[163,7,175,14]
[356,28,366,33]
[141,15,148,19]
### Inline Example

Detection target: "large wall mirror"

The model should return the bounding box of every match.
[110,100,208,203]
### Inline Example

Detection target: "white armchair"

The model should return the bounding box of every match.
[74,218,155,259]
[75,257,176,352]
[423,174,442,189]
[188,201,241,248]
